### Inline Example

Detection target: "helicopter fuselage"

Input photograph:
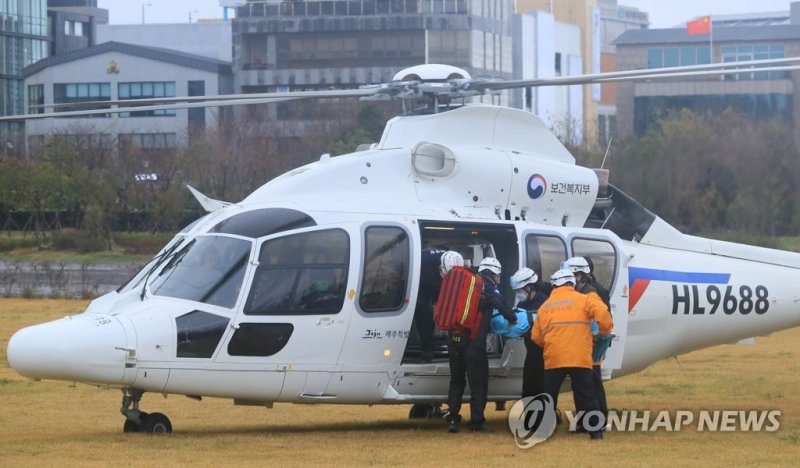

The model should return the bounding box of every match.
[8,105,800,408]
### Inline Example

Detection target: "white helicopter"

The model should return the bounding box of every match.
[6,58,800,434]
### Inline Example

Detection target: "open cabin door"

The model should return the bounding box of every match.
[567,233,627,374]
[403,220,520,364]
[521,229,626,377]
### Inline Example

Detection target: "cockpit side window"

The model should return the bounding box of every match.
[359,226,410,312]
[244,228,349,315]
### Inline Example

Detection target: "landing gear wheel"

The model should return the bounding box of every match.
[142,412,172,434]
[123,411,147,433]
[123,418,141,433]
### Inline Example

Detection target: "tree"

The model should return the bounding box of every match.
[609,109,800,236]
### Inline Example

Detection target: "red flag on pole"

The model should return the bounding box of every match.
[687,15,711,36]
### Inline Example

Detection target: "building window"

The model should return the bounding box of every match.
[188,80,205,129]
[118,81,176,117]
[721,44,785,80]
[74,21,84,37]
[51,133,114,151]
[633,94,792,136]
[27,84,44,114]
[647,46,710,68]
[53,82,111,116]
[119,132,177,150]
[555,52,562,75]
[276,31,425,68]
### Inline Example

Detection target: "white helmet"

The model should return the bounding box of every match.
[478,257,502,275]
[439,250,464,276]
[510,267,538,290]
[561,256,590,275]
[550,268,576,287]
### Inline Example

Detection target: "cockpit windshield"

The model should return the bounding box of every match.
[150,235,252,309]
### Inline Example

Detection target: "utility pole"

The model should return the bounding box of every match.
[141,3,152,24]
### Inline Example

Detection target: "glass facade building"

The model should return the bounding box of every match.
[233,0,514,124]
[614,23,800,141]
[0,0,49,147]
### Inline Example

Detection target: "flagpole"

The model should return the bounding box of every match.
[709,14,713,63]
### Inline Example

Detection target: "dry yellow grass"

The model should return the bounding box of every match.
[1,298,798,466]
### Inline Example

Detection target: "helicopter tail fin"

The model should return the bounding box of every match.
[187,185,231,212]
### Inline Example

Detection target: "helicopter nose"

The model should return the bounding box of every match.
[7,314,128,384]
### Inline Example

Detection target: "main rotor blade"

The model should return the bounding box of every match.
[594,65,800,83]
[0,89,379,122]
[470,56,800,91]
[4,57,798,121]
[31,87,379,110]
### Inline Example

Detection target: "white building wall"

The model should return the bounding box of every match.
[534,12,556,128]
[97,23,232,62]
[25,52,223,144]
[554,22,583,144]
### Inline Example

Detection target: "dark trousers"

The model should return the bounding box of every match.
[447,333,489,429]
[543,367,604,434]
[522,337,544,398]
[413,291,434,356]
[592,364,608,419]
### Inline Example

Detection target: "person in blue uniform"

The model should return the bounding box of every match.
[510,267,550,398]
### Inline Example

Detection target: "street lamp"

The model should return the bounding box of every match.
[188,10,199,23]
[141,3,152,24]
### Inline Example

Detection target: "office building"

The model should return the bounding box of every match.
[614,3,800,141]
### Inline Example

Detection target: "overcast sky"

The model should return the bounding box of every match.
[96,0,796,27]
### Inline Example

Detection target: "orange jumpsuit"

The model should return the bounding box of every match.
[531,285,612,370]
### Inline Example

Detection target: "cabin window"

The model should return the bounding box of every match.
[228,323,294,356]
[176,310,230,358]
[525,234,567,281]
[571,238,617,292]
[210,208,316,239]
[150,235,252,309]
[244,229,349,315]
[360,226,410,312]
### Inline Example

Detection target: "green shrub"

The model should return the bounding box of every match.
[0,235,42,252]
[52,230,107,253]
[114,232,172,255]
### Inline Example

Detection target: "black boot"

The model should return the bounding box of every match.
[448,415,462,433]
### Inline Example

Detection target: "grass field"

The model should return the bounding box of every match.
[1,299,798,466]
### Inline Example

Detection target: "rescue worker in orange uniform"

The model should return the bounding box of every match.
[531,268,613,440]
[561,256,612,425]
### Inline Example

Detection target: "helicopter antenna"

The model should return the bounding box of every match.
[601,137,613,169]
[673,355,689,380]
[600,207,616,230]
